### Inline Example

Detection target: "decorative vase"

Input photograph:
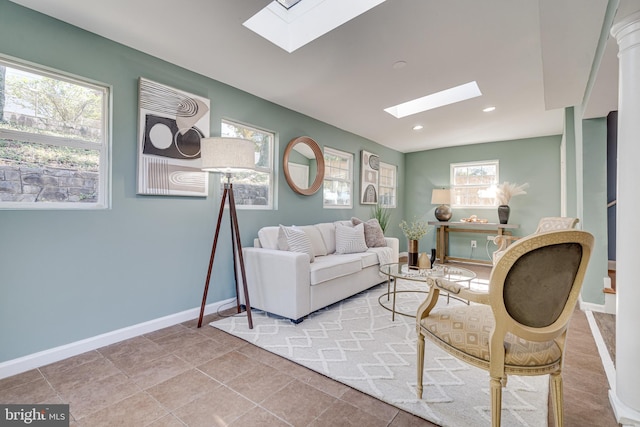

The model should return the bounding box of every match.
[408,239,419,269]
[418,252,431,269]
[498,205,510,224]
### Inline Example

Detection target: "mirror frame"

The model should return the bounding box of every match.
[283,136,325,196]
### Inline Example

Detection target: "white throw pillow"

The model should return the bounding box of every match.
[299,225,328,257]
[335,223,368,254]
[279,225,315,262]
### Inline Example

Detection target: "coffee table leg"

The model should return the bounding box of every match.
[387,275,391,301]
[392,275,397,321]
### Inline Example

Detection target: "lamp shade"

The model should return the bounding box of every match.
[431,188,451,205]
[200,137,256,173]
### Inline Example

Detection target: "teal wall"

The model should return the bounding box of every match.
[0,1,404,362]
[565,107,578,217]
[404,136,562,263]
[581,118,608,305]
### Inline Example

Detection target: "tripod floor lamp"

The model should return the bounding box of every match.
[197,137,255,329]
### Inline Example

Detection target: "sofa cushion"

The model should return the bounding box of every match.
[299,225,328,257]
[309,254,362,285]
[335,223,368,254]
[279,225,315,262]
[257,226,280,250]
[315,223,336,254]
[351,217,387,247]
[359,251,381,268]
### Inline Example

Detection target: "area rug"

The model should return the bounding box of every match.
[211,280,548,426]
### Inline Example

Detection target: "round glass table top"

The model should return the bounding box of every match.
[379,263,476,283]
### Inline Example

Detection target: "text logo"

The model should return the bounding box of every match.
[0,405,69,426]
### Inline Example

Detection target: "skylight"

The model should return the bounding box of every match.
[244,0,387,53]
[384,81,482,119]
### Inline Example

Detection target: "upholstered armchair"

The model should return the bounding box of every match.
[492,217,580,264]
[416,229,594,427]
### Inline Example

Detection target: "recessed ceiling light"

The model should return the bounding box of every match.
[393,61,407,69]
[244,0,387,53]
[483,106,496,112]
[413,125,424,130]
[384,81,482,119]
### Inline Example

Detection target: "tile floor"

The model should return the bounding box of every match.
[0,264,619,426]
[0,312,437,426]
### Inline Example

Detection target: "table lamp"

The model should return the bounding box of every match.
[432,188,452,221]
[197,137,256,329]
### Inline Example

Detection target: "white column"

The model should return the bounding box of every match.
[611,11,640,426]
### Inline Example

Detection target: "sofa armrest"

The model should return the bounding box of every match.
[241,247,311,321]
[384,237,400,263]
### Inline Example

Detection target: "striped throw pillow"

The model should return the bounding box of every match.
[335,223,368,254]
[279,225,315,263]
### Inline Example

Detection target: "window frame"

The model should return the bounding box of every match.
[378,161,397,208]
[450,160,499,208]
[220,118,275,210]
[323,146,353,209]
[0,55,111,210]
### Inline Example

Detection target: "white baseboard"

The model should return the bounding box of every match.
[610,390,640,426]
[0,298,235,380]
[579,297,607,313]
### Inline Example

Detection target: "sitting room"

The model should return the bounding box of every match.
[0,1,637,426]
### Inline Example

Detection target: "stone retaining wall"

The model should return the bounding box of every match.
[0,163,98,203]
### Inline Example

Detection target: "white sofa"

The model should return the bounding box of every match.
[242,220,399,323]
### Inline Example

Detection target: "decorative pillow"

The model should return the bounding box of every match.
[278,225,315,262]
[351,217,387,248]
[257,226,281,250]
[315,223,337,254]
[335,223,368,254]
[299,225,328,257]
[277,226,290,251]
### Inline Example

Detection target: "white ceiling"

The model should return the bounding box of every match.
[9,0,640,153]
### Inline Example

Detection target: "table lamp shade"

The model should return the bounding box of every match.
[431,188,451,205]
[200,137,256,173]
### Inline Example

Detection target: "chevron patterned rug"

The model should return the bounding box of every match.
[211,280,548,426]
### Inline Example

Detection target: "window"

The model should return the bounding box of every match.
[221,119,274,209]
[323,147,352,208]
[379,162,397,208]
[0,56,110,209]
[450,160,499,208]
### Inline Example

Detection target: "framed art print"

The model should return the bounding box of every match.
[137,78,210,196]
[360,150,379,204]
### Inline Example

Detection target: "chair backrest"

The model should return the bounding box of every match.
[492,217,580,265]
[489,230,593,342]
[535,217,579,233]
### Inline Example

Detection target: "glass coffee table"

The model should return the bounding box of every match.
[378,263,477,320]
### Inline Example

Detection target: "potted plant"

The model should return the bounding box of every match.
[399,218,431,269]
[495,181,529,224]
[371,203,392,233]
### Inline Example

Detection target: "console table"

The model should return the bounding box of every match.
[428,221,520,265]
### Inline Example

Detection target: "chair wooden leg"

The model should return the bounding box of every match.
[417,333,425,399]
[490,377,502,427]
[550,372,564,427]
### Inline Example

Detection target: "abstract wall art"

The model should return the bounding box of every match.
[360,150,379,204]
[137,78,210,196]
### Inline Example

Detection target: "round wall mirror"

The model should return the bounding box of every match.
[283,136,325,196]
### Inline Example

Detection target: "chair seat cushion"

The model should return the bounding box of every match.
[420,304,562,369]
